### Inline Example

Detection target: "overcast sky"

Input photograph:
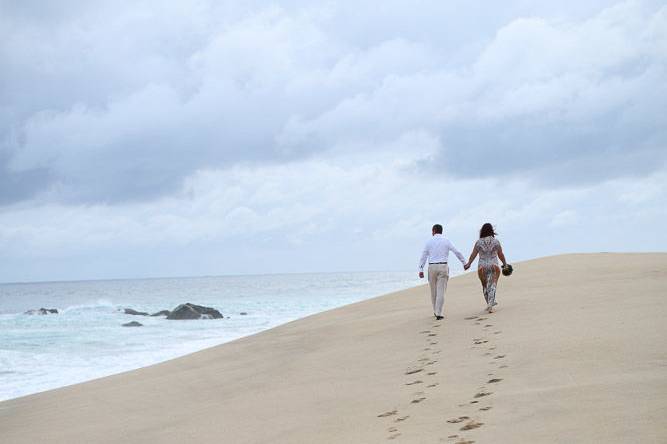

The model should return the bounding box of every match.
[1,0,665,283]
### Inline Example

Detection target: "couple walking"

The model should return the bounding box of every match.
[418,223,509,319]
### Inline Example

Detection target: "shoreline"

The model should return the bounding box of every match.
[0,271,420,402]
[2,253,666,443]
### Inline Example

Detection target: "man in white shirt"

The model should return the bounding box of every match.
[419,224,466,320]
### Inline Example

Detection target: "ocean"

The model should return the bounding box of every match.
[0,271,422,401]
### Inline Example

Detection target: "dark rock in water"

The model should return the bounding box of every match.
[122,321,143,327]
[150,310,171,317]
[167,303,223,320]
[24,308,58,315]
[124,308,149,316]
[239,312,248,315]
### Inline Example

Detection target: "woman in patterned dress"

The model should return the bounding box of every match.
[464,223,508,313]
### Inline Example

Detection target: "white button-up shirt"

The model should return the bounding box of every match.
[419,234,466,271]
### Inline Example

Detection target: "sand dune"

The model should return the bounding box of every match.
[1,253,666,443]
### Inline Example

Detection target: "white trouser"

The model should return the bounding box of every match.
[428,263,449,316]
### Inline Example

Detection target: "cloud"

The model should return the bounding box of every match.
[282,2,667,184]
[1,150,665,282]
[1,1,665,205]
[0,1,665,282]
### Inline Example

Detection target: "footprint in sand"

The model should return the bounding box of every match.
[488,378,503,384]
[483,352,491,356]
[448,435,459,439]
[424,347,431,351]
[499,365,508,368]
[430,341,438,345]
[394,415,409,422]
[493,331,502,334]
[405,380,423,386]
[493,355,506,359]
[387,432,402,440]
[427,372,437,376]
[464,316,477,320]
[473,340,488,345]
[428,333,437,337]
[405,368,424,375]
[478,317,488,321]
[427,383,439,388]
[446,416,470,423]
[418,358,430,362]
[456,439,475,444]
[432,350,441,354]
[484,324,493,328]
[378,410,397,418]
[425,360,437,366]
[460,420,484,431]
[474,392,492,398]
[470,400,479,404]
[411,397,427,404]
[419,330,431,334]
[479,406,492,411]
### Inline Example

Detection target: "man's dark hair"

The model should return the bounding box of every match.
[432,224,443,234]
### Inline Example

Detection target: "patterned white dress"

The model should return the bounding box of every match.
[475,236,501,307]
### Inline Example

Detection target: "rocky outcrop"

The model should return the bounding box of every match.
[166,303,223,320]
[150,310,171,317]
[123,308,149,316]
[122,321,143,327]
[24,308,58,315]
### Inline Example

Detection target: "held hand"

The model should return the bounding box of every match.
[463,263,471,271]
[419,272,424,279]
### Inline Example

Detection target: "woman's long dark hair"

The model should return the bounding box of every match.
[480,223,497,238]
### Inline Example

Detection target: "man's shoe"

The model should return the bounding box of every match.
[436,315,444,320]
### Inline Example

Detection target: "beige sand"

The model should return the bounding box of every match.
[1,253,666,443]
